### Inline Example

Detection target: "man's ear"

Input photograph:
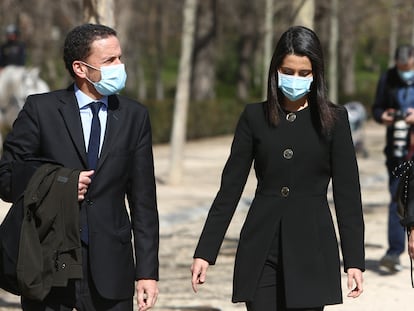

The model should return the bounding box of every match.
[72,61,87,78]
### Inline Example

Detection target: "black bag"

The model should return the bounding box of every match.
[394,161,413,220]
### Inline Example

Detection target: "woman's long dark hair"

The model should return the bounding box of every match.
[265,25,336,136]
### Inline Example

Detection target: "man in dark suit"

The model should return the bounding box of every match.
[0,23,159,311]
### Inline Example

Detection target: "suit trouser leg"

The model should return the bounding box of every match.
[245,262,324,311]
[21,244,133,311]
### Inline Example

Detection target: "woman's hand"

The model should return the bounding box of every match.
[346,268,363,298]
[191,258,210,293]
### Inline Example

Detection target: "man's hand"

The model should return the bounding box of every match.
[78,170,94,201]
[405,108,414,125]
[346,268,364,298]
[136,279,158,311]
[381,108,396,126]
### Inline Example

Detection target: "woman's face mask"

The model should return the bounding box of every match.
[278,71,313,101]
[81,61,127,96]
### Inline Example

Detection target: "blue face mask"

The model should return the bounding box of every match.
[398,70,414,83]
[82,62,127,96]
[278,72,313,101]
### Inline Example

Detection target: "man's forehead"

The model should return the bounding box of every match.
[89,37,121,57]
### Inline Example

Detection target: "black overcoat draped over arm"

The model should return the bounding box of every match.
[194,102,364,308]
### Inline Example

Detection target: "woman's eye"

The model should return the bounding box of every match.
[299,71,312,77]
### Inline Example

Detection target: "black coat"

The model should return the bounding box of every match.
[194,102,365,308]
[0,85,159,300]
[17,164,82,300]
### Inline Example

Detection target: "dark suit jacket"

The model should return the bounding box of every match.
[194,102,365,308]
[0,85,159,300]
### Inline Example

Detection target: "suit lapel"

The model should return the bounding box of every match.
[58,88,88,168]
[97,95,122,171]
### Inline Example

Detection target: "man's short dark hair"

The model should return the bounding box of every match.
[63,23,117,78]
[394,44,414,64]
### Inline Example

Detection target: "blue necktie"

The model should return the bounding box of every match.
[81,102,102,244]
[87,102,102,170]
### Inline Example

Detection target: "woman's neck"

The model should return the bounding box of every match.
[283,99,308,112]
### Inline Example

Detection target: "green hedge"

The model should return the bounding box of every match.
[145,97,244,144]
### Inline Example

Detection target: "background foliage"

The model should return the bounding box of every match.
[1,0,414,143]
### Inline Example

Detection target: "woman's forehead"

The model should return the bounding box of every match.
[281,54,312,69]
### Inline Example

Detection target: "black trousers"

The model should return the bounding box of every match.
[245,261,324,311]
[21,244,133,311]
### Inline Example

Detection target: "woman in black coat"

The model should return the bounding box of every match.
[190,26,365,310]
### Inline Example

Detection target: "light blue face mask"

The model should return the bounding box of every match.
[398,70,414,83]
[82,62,127,96]
[278,72,313,101]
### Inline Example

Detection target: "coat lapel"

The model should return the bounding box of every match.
[96,95,122,171]
[58,88,88,168]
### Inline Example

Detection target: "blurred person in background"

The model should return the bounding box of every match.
[372,44,414,273]
[191,25,364,311]
[0,24,26,68]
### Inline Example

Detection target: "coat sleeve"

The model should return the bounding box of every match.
[194,106,254,264]
[126,108,159,281]
[330,106,365,272]
[0,96,40,202]
[372,72,389,123]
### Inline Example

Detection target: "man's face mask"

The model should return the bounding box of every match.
[81,61,127,96]
[278,72,313,102]
[398,69,414,83]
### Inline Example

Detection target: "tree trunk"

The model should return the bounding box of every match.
[328,0,339,104]
[388,0,400,67]
[262,0,274,100]
[412,4,414,46]
[168,0,198,185]
[339,0,356,96]
[191,0,216,102]
[292,0,315,29]
[236,2,257,101]
[155,0,164,101]
[83,0,115,27]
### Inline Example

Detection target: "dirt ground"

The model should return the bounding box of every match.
[0,119,412,311]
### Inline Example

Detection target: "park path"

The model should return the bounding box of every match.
[0,120,411,310]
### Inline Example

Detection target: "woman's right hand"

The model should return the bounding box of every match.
[191,258,210,293]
